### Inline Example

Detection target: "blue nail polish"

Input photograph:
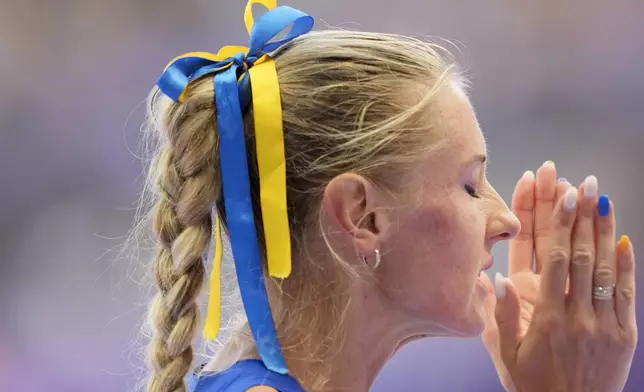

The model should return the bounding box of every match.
[557,177,567,184]
[598,194,610,217]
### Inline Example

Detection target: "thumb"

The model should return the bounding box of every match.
[494,272,521,363]
[480,272,499,345]
[480,272,497,326]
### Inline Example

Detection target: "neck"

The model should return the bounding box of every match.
[286,280,431,392]
[207,275,444,391]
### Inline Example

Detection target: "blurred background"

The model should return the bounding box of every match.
[2,0,643,391]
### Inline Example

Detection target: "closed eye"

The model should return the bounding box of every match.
[465,184,481,199]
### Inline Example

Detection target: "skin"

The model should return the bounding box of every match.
[309,86,520,390]
[239,87,637,391]
[481,161,565,389]
[482,168,637,391]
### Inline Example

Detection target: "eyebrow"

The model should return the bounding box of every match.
[464,154,487,167]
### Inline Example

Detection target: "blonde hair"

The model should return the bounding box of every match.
[142,30,464,392]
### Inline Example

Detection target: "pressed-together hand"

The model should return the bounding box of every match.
[482,162,637,392]
[482,161,562,390]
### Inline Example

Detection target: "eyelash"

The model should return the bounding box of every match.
[465,184,481,199]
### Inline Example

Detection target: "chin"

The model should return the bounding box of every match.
[464,306,487,336]
[461,318,486,337]
[444,305,487,338]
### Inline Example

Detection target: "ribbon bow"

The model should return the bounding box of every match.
[156,0,314,375]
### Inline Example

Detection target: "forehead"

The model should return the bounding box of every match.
[399,87,486,199]
[438,89,486,156]
[417,87,486,173]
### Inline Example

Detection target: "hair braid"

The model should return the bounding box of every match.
[147,84,220,392]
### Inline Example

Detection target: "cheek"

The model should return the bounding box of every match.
[383,197,487,313]
[402,196,482,252]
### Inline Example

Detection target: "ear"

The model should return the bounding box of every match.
[321,173,391,256]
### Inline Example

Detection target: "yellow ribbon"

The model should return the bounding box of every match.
[202,0,292,340]
[244,0,278,34]
[204,216,223,339]
[250,58,292,279]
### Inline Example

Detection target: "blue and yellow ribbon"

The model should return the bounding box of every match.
[156,0,314,374]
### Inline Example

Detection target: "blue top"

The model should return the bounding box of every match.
[189,360,306,392]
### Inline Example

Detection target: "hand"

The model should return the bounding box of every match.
[482,161,565,390]
[493,174,637,391]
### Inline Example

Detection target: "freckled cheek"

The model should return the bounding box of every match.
[388,206,467,284]
[402,204,465,246]
[386,206,486,316]
[396,202,486,278]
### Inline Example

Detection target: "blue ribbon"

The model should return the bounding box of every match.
[156,5,314,375]
[157,6,313,107]
[216,65,289,373]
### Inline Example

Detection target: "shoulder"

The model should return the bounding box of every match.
[190,359,302,392]
[246,387,279,392]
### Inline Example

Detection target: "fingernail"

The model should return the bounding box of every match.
[598,194,610,217]
[557,177,567,184]
[523,170,535,181]
[494,272,506,298]
[583,175,598,199]
[564,187,578,211]
[618,235,631,253]
[542,160,555,169]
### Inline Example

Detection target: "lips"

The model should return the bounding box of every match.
[481,257,494,271]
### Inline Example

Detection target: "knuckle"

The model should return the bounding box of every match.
[598,217,615,234]
[548,247,569,266]
[572,318,595,343]
[579,206,595,218]
[597,321,617,338]
[623,329,639,350]
[538,312,564,333]
[594,265,615,284]
[514,231,533,242]
[534,225,550,239]
[604,328,634,351]
[559,209,576,226]
[571,247,594,267]
[617,286,636,302]
[612,324,638,349]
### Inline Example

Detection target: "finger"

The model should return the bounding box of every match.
[569,176,598,312]
[509,170,536,274]
[593,195,617,318]
[555,178,572,202]
[534,161,558,273]
[480,272,499,342]
[540,187,578,306]
[480,270,495,294]
[556,179,573,292]
[494,273,521,363]
[615,235,636,332]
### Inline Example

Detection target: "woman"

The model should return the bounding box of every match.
[142,1,637,391]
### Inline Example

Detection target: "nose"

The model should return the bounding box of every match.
[487,189,521,243]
